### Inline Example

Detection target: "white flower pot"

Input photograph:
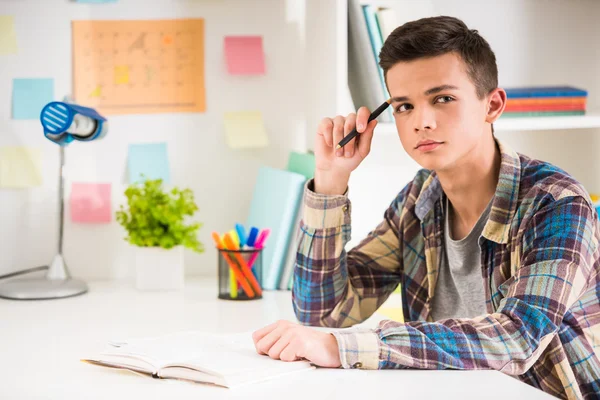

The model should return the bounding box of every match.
[134,246,184,291]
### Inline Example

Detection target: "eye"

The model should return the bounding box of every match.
[435,96,454,104]
[395,103,413,113]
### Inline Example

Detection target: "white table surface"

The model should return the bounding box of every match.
[0,278,555,400]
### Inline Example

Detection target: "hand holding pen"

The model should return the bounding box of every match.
[313,99,391,196]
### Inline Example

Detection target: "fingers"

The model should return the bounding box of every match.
[317,118,334,148]
[356,119,378,159]
[255,326,283,355]
[332,115,345,157]
[252,321,278,350]
[267,330,292,360]
[356,106,371,133]
[279,343,300,362]
[343,114,357,158]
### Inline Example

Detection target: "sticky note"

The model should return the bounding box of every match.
[70,182,112,223]
[114,65,129,85]
[0,147,42,188]
[0,16,17,55]
[286,152,315,180]
[128,142,170,183]
[12,78,54,120]
[376,307,404,322]
[223,111,269,149]
[224,36,265,75]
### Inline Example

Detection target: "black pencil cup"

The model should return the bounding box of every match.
[217,248,263,300]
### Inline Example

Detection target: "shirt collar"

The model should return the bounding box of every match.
[414,138,521,244]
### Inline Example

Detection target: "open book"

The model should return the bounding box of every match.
[82,330,316,389]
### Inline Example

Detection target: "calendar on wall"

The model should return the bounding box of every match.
[72,19,205,115]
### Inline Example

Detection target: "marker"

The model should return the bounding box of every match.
[247,228,271,269]
[247,226,259,247]
[223,233,263,297]
[211,232,254,298]
[235,223,247,248]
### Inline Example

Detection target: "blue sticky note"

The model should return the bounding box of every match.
[128,143,170,184]
[12,78,54,120]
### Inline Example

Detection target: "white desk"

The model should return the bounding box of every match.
[0,278,554,400]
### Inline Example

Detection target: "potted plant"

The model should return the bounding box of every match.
[116,178,204,290]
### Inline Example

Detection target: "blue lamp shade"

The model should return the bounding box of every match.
[40,101,107,146]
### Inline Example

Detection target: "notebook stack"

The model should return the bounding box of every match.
[503,86,588,118]
[246,151,315,290]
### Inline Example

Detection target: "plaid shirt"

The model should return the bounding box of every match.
[292,139,600,399]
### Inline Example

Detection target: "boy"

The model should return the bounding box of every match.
[252,16,600,399]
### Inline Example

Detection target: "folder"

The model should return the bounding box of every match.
[246,167,306,290]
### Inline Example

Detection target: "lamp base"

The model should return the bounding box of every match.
[0,254,88,300]
[0,278,88,300]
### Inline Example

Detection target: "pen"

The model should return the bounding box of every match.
[336,98,392,149]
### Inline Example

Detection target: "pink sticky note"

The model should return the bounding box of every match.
[224,36,265,75]
[70,182,112,223]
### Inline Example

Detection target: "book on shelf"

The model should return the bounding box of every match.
[374,6,397,41]
[81,331,315,389]
[502,85,588,117]
[347,0,392,122]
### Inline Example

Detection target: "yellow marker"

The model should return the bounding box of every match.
[224,233,239,298]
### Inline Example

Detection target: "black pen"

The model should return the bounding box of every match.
[336,98,392,149]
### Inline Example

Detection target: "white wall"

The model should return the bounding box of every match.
[2,0,599,279]
[0,0,308,280]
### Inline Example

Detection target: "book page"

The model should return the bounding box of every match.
[104,331,313,379]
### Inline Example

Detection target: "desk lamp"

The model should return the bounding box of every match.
[0,101,108,300]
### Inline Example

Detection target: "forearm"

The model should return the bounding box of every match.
[332,296,558,372]
[292,181,402,328]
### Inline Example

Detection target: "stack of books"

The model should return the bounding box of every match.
[503,86,588,118]
[348,0,397,122]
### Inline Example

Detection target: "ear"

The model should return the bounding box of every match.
[485,88,506,124]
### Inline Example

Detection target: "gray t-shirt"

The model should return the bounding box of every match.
[430,196,492,321]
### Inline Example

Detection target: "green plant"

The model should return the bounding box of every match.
[116,178,204,253]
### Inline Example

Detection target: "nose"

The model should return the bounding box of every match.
[413,106,437,132]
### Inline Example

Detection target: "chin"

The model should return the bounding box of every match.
[409,153,445,172]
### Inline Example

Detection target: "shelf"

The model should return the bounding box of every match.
[374,112,600,136]
[494,113,600,132]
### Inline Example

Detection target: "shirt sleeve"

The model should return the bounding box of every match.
[292,178,409,329]
[330,195,597,373]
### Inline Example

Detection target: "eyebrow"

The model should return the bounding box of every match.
[391,84,460,103]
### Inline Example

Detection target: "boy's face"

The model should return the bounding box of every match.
[386,52,496,172]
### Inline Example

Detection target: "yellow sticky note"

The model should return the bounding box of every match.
[0,147,43,188]
[0,16,18,55]
[223,111,269,149]
[376,307,404,322]
[114,65,130,85]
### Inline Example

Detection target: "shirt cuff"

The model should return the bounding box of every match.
[331,328,380,370]
[303,179,351,229]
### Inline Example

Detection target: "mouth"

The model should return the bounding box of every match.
[415,140,444,152]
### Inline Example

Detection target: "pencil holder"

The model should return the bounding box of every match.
[217,248,263,300]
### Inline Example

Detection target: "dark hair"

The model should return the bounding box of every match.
[379,16,498,100]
